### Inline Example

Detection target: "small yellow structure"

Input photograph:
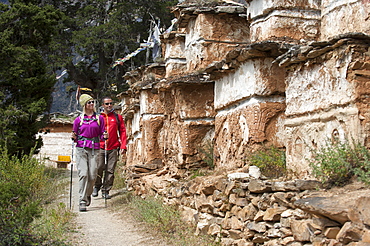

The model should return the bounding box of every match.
[56,155,71,168]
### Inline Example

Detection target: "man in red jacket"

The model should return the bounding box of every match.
[92,97,127,199]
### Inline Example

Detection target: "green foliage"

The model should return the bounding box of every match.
[50,0,177,98]
[198,140,214,169]
[131,196,178,232]
[309,140,370,186]
[0,149,44,245]
[0,148,71,245]
[189,169,208,179]
[30,202,75,245]
[248,145,287,179]
[0,1,63,156]
[126,195,218,246]
[111,159,127,190]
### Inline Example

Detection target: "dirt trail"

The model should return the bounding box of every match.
[68,167,168,246]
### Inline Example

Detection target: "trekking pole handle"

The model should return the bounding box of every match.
[71,130,76,141]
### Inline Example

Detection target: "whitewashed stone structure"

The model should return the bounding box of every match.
[118,0,370,244]
[120,0,370,176]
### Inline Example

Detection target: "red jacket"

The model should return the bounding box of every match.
[99,111,127,150]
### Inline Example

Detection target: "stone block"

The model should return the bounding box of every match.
[250,10,320,42]
[184,13,249,72]
[290,219,315,242]
[324,227,341,239]
[248,179,272,193]
[214,59,286,110]
[321,0,370,40]
[247,0,320,19]
[263,207,287,221]
[348,196,370,226]
[336,222,363,244]
[246,221,267,233]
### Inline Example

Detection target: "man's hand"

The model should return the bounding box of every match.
[103,131,109,140]
[120,149,127,155]
[71,131,76,140]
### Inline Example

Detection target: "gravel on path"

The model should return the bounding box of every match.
[67,166,169,246]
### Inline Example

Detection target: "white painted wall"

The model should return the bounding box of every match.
[215,59,283,110]
[321,0,370,39]
[36,132,74,168]
[285,51,354,116]
[247,0,321,19]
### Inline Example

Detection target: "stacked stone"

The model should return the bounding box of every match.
[129,166,370,245]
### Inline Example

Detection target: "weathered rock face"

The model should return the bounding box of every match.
[118,1,370,244]
[184,13,250,72]
[123,79,215,172]
[214,101,286,168]
[283,43,369,175]
[321,0,370,40]
[162,32,187,78]
[247,0,321,42]
[120,0,370,175]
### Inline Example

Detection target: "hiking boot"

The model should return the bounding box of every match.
[102,192,111,199]
[92,187,99,197]
[86,196,91,206]
[79,203,87,212]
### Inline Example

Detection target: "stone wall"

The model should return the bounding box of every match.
[281,40,370,176]
[127,166,370,245]
[122,73,216,174]
[118,0,370,245]
[321,0,370,39]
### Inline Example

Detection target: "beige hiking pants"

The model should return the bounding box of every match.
[76,147,98,204]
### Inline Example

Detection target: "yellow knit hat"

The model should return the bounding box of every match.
[79,94,93,107]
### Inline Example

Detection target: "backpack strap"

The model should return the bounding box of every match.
[113,112,121,137]
[80,113,100,126]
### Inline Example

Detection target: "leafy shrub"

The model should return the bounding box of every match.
[0,149,44,245]
[248,145,286,179]
[0,148,70,245]
[111,159,127,190]
[198,140,214,169]
[309,140,370,186]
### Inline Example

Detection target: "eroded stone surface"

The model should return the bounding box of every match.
[116,1,370,244]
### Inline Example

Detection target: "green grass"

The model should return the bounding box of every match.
[111,193,219,246]
[30,202,75,245]
[111,159,127,190]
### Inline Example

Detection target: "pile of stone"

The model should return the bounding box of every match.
[127,166,370,245]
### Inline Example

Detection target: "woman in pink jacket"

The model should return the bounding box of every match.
[72,94,106,212]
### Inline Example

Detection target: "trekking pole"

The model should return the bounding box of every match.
[104,132,108,208]
[70,131,75,210]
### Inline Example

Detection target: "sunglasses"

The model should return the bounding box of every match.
[87,101,95,104]
[104,102,113,105]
